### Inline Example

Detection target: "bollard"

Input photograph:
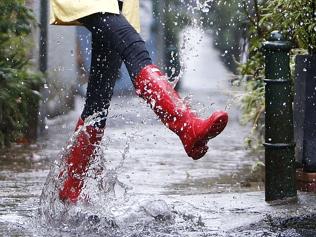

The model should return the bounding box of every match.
[40,0,48,73]
[262,31,297,202]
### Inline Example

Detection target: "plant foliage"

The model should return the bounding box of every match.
[0,0,43,148]
[239,0,316,148]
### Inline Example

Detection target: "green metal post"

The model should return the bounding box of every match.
[263,31,297,202]
[40,0,48,73]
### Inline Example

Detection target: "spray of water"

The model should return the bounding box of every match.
[38,109,207,236]
[38,1,227,235]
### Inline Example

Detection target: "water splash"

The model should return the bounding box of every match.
[194,0,213,13]
[38,109,208,236]
[39,114,127,211]
[38,1,229,234]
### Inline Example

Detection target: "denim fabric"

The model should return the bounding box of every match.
[79,13,152,127]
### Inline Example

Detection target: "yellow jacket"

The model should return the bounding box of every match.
[50,0,140,32]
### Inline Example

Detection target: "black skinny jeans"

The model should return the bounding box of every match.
[79,13,152,127]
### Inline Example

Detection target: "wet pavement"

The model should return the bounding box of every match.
[2,29,316,236]
[2,94,316,237]
[0,92,252,236]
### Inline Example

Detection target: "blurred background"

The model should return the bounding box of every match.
[1,0,316,236]
[0,0,249,147]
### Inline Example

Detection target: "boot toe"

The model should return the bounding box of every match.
[206,111,228,139]
[183,111,228,160]
[187,145,208,160]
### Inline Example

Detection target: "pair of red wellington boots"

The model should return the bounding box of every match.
[59,64,228,203]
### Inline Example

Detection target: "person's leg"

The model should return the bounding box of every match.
[79,13,151,78]
[81,37,122,128]
[59,34,122,203]
[79,13,228,160]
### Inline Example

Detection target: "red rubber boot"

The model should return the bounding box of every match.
[59,118,104,203]
[134,65,228,160]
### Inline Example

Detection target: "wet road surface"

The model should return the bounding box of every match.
[2,28,316,236]
[2,94,316,237]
